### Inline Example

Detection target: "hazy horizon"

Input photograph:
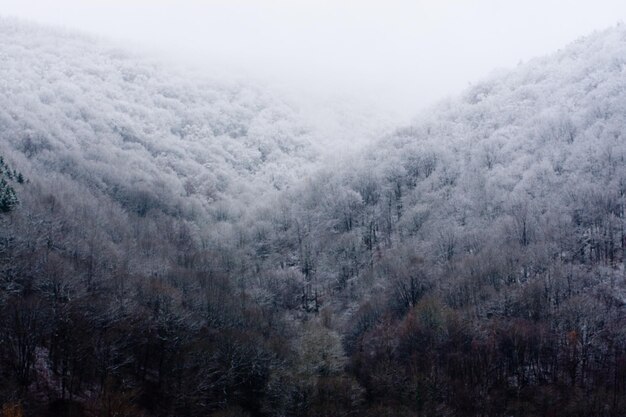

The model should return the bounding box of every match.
[3,0,626,122]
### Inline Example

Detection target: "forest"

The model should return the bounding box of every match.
[1,19,626,417]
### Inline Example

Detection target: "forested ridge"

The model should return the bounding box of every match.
[1,19,626,417]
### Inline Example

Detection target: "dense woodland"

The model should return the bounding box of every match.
[1,19,626,417]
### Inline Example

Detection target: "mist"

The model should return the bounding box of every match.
[4,0,626,122]
[3,2,626,416]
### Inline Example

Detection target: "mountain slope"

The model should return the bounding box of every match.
[0,19,626,417]
[267,25,626,301]
[238,24,626,416]
[0,18,321,224]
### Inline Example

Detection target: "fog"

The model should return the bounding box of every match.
[3,2,626,416]
[3,0,626,120]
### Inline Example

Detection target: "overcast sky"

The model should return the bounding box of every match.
[3,0,626,120]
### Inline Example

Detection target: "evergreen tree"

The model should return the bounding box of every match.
[0,178,18,213]
[0,156,23,213]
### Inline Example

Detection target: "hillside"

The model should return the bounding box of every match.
[0,19,324,223]
[1,20,626,417]
[259,25,626,416]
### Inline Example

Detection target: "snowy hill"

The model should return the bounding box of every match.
[266,25,626,301]
[0,19,321,222]
[0,19,625,417]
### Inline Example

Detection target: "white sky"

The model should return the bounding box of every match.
[2,0,626,120]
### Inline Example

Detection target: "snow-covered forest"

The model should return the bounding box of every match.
[1,17,626,417]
